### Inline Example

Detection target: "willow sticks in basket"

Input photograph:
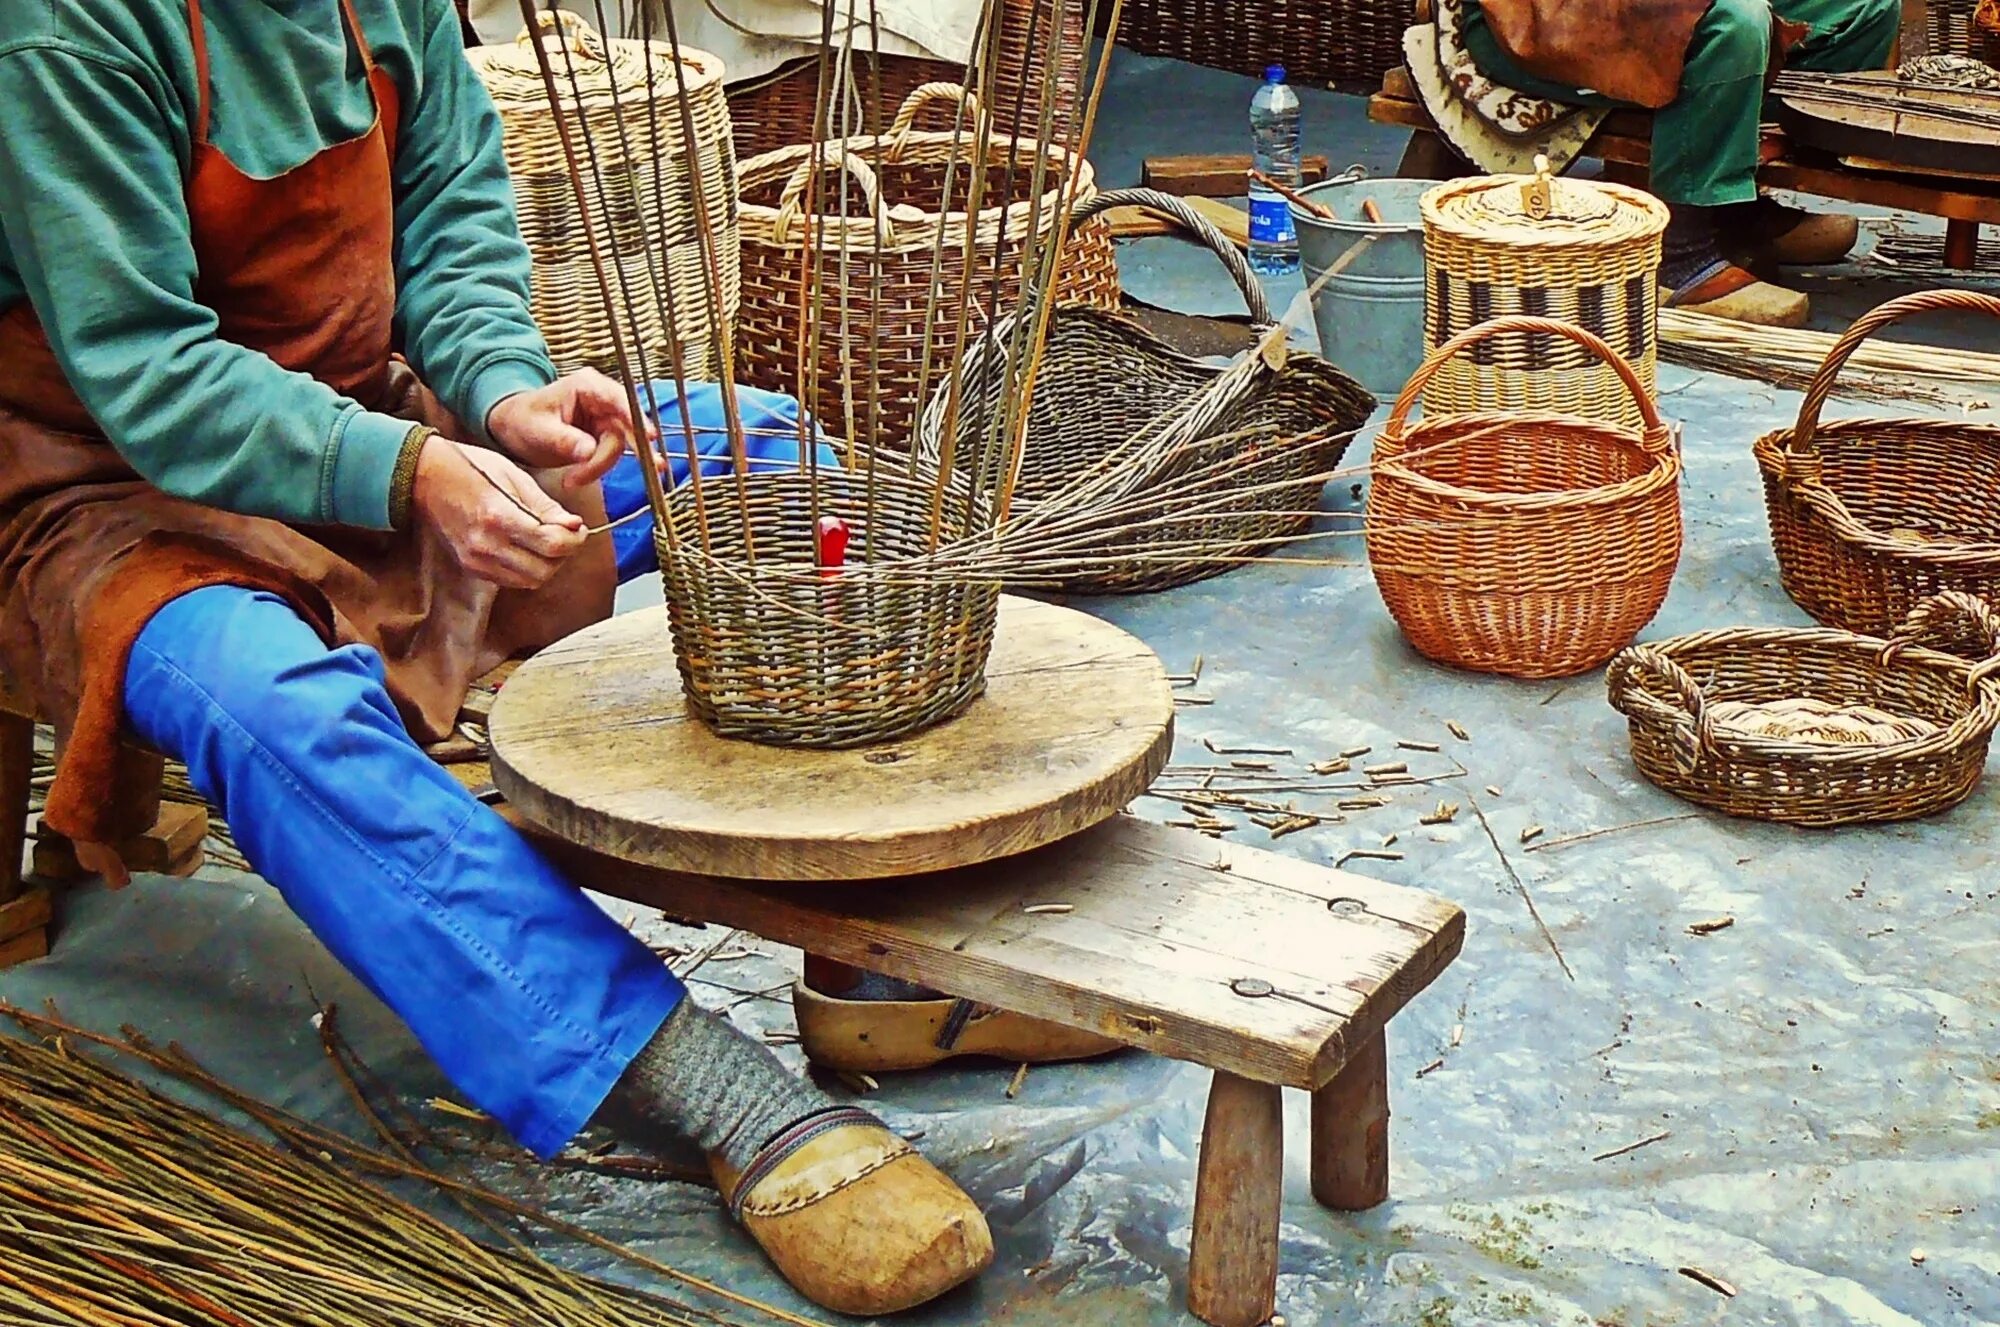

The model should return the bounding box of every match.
[1754,288,2000,641]
[1366,316,1683,678]
[1606,593,2000,826]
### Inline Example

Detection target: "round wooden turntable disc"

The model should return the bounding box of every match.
[489,596,1175,882]
[1775,71,2000,178]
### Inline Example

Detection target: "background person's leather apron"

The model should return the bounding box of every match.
[0,0,613,848]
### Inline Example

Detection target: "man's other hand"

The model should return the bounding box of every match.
[412,436,586,589]
[485,369,653,490]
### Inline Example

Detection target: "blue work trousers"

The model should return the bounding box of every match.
[122,382,829,1158]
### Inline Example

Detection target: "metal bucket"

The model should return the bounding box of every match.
[1291,174,1429,399]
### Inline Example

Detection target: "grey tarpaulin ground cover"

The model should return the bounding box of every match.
[4,48,1997,1327]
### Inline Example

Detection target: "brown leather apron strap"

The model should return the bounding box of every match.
[339,0,382,73]
[186,0,212,144]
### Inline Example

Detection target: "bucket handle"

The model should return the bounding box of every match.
[772,143,896,245]
[514,8,605,61]
[1385,315,1670,447]
[1787,287,2000,460]
[885,83,990,160]
[1068,188,1274,327]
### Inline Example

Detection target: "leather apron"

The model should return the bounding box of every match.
[0,0,613,849]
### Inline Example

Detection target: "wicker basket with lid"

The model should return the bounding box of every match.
[469,12,739,382]
[1420,160,1669,431]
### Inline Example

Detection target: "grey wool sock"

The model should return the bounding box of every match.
[611,999,840,1171]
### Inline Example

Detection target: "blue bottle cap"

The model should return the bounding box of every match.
[1266,64,1285,83]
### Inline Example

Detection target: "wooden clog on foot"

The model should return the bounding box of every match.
[713,1107,993,1315]
[1663,264,1809,328]
[794,981,1125,1073]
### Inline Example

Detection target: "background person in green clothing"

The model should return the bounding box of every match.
[1462,0,1900,326]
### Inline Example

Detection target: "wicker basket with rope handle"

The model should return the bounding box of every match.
[1606,592,2000,826]
[1753,289,2000,641]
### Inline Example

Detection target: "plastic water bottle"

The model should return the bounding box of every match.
[1247,65,1303,277]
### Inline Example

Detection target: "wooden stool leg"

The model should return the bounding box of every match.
[0,710,31,902]
[1188,1072,1283,1327]
[1310,1029,1390,1210]
[1946,220,1981,271]
[1396,130,1467,181]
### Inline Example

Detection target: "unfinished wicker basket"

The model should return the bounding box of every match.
[654,468,1000,747]
[470,13,738,381]
[917,189,1374,593]
[1606,592,2000,826]
[1367,315,1682,677]
[1421,162,1669,431]
[735,84,1115,453]
[1754,289,2000,641]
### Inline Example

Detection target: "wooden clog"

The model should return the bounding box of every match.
[713,1107,993,1315]
[793,981,1125,1073]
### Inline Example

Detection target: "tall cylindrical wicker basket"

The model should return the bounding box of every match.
[1420,163,1669,431]
[470,12,739,382]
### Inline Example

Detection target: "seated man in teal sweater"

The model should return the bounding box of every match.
[0,0,988,1314]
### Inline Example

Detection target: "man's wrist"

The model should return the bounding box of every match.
[389,426,436,530]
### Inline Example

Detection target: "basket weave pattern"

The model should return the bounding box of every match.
[1367,316,1682,677]
[655,469,1001,747]
[1421,173,1668,431]
[1754,289,2000,640]
[1607,593,2000,826]
[471,16,739,382]
[1114,0,1407,90]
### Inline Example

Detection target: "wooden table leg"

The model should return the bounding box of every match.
[1188,1071,1283,1327]
[0,711,32,904]
[1310,1029,1390,1210]
[1946,220,1981,271]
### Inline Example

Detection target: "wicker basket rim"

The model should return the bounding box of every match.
[1608,632,2000,764]
[1375,414,1679,510]
[470,39,726,109]
[1751,420,2000,566]
[1420,175,1669,247]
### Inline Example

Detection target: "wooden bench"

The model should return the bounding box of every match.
[1372,0,2000,269]
[523,811,1466,1327]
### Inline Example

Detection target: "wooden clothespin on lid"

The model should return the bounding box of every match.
[1519,154,1554,221]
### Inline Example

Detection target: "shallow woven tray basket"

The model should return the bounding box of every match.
[735,84,1115,453]
[470,13,738,381]
[1421,164,1668,431]
[653,467,1000,748]
[1366,315,1682,678]
[1754,288,2000,640]
[917,188,1374,594]
[1606,592,2000,826]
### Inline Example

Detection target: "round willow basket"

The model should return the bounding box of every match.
[1420,162,1668,431]
[1754,288,2000,641]
[470,12,739,381]
[653,469,1001,747]
[1606,592,2000,826]
[1367,315,1682,678]
[735,84,1115,454]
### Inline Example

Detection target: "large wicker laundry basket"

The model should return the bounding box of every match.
[1367,315,1683,677]
[1606,593,2000,826]
[918,189,1374,593]
[734,84,1115,454]
[470,12,738,382]
[1421,162,1669,431]
[1754,288,2000,640]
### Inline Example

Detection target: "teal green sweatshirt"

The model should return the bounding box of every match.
[0,0,556,530]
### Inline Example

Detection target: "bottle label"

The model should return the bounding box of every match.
[1248,196,1294,245]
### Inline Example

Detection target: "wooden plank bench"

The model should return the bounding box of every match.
[522,810,1466,1327]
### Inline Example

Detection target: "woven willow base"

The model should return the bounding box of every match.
[656,470,1001,748]
[1607,595,2000,826]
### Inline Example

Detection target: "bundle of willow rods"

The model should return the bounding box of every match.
[1659,308,2000,411]
[0,1004,824,1327]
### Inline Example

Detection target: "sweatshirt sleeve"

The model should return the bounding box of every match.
[390,1,557,444]
[0,42,416,531]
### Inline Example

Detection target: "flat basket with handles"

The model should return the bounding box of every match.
[1753,289,2000,640]
[917,188,1375,594]
[1605,592,2000,826]
[734,83,1118,454]
[1366,315,1682,678]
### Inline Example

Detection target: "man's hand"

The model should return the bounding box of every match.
[412,435,586,590]
[485,369,653,490]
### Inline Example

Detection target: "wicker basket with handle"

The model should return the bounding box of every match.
[918,188,1374,594]
[1366,315,1683,677]
[734,84,1114,454]
[1606,592,2000,826]
[1753,289,2000,640]
[1420,161,1669,431]
[469,12,738,382]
